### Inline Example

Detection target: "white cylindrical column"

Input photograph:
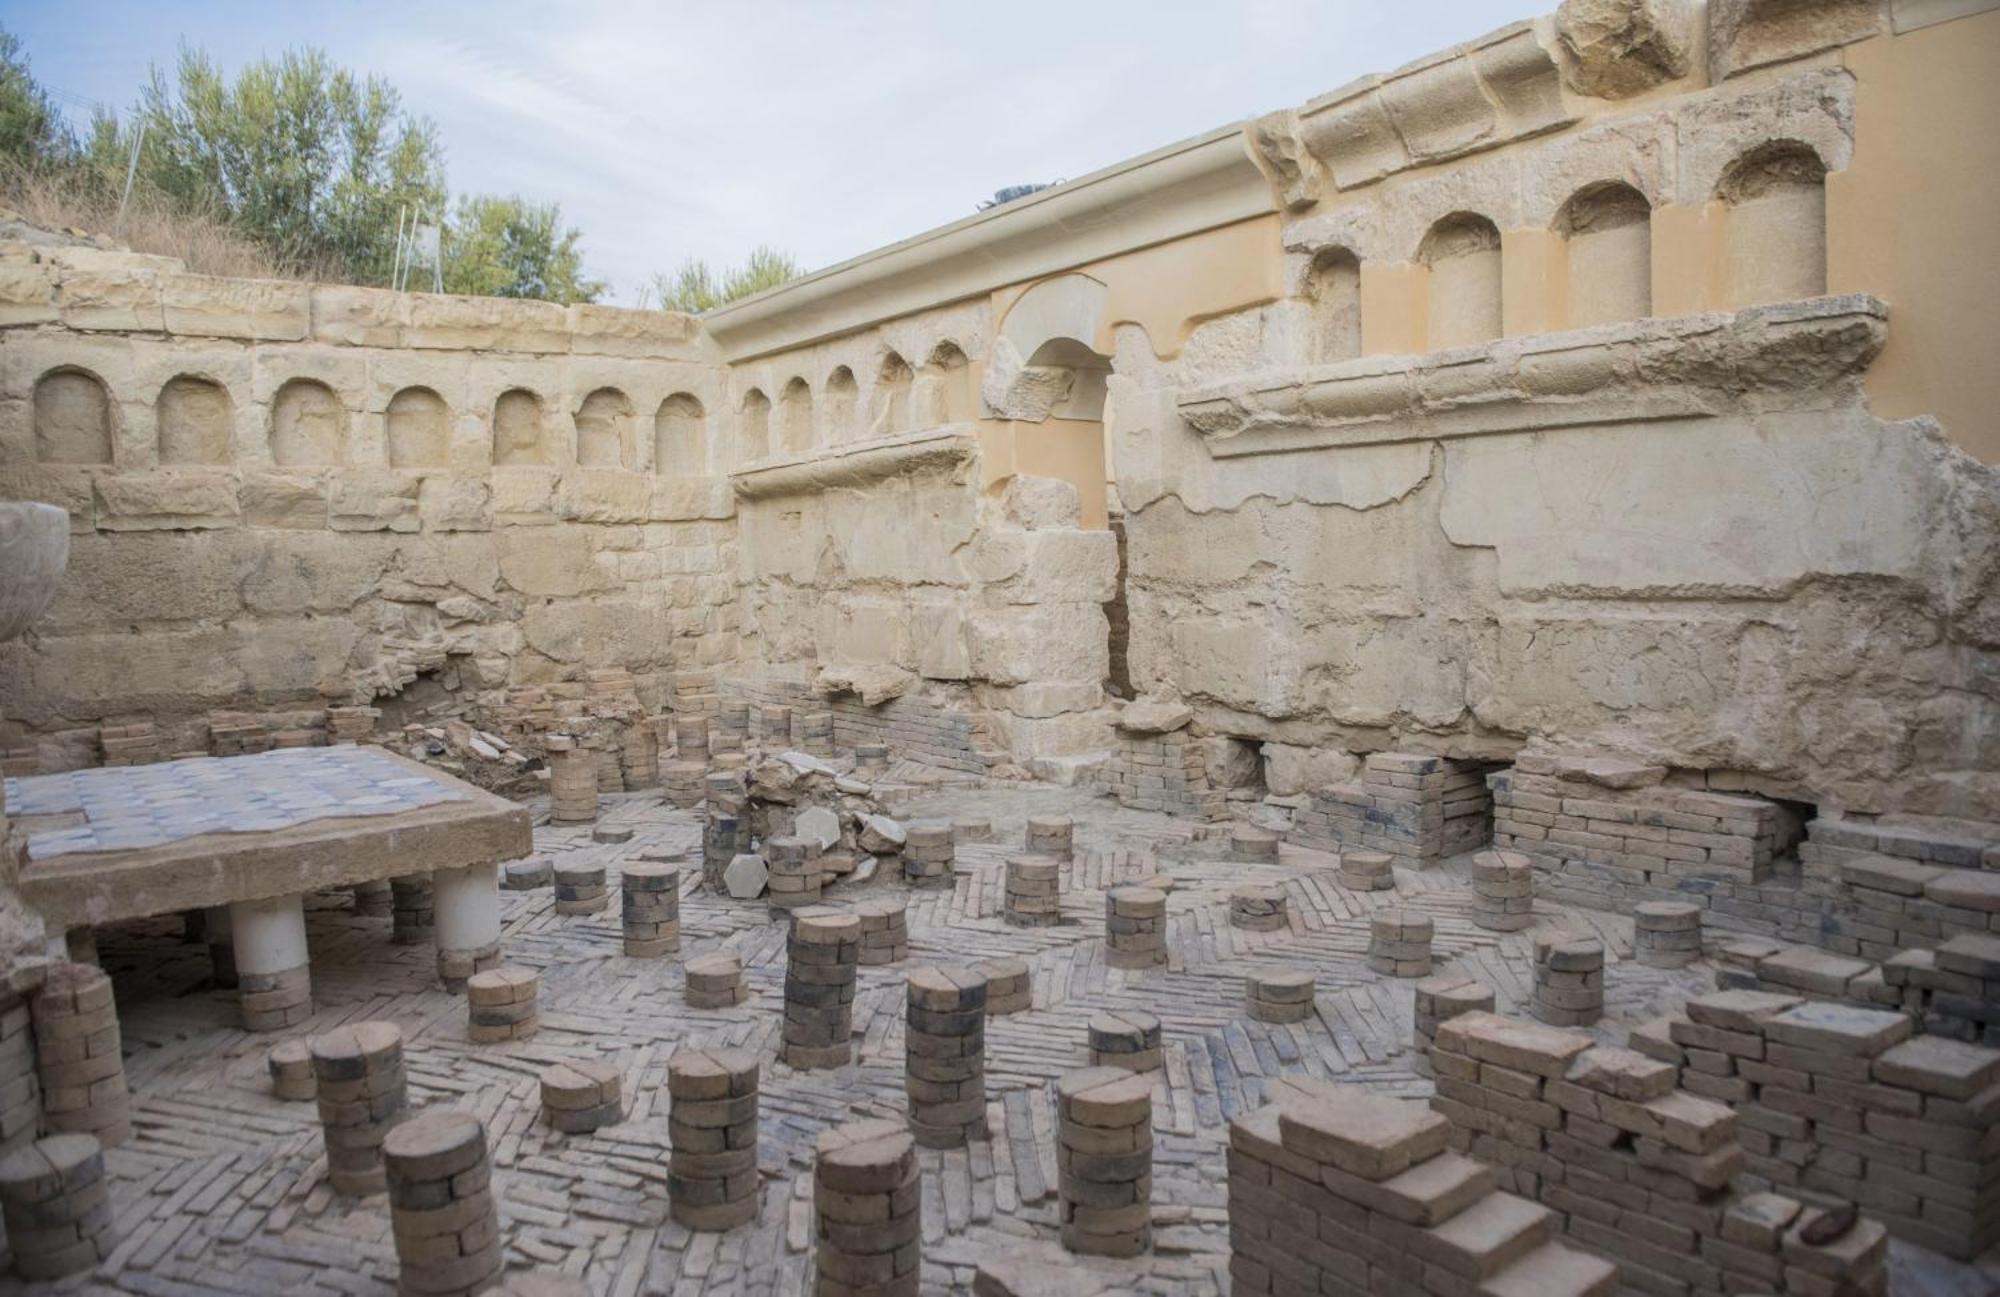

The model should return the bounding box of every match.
[230,894,311,1032]
[433,861,502,993]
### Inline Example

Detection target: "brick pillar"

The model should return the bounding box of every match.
[1004,856,1061,927]
[0,982,40,1155]
[1027,815,1074,861]
[1368,909,1434,977]
[1057,1066,1153,1257]
[0,1132,119,1279]
[1340,850,1395,891]
[433,861,502,993]
[668,1047,759,1230]
[902,822,954,889]
[383,1110,504,1297]
[981,957,1031,1015]
[1634,901,1702,968]
[1470,849,1535,932]
[905,967,987,1148]
[1104,886,1166,969]
[540,1059,622,1133]
[814,1117,920,1296]
[767,836,822,910]
[230,894,312,1032]
[390,874,433,946]
[553,863,607,917]
[1530,931,1604,1028]
[855,897,908,965]
[547,735,598,822]
[784,911,860,1069]
[466,966,539,1043]
[621,861,681,956]
[685,954,747,1009]
[1246,970,1314,1023]
[1229,885,1287,931]
[310,1021,407,1195]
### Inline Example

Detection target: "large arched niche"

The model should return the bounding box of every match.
[574,387,635,469]
[983,273,1116,531]
[269,377,347,467]
[655,393,706,474]
[33,368,115,464]
[492,388,547,466]
[385,386,452,468]
[1717,140,1828,309]
[156,375,234,466]
[1417,212,1503,349]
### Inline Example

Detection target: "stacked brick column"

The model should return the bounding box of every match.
[1530,931,1604,1027]
[1230,825,1279,861]
[1228,884,1287,931]
[814,1117,920,1296]
[784,910,861,1069]
[351,879,393,917]
[1368,909,1433,977]
[554,862,607,917]
[540,1060,622,1133]
[855,898,908,965]
[1057,1066,1152,1256]
[268,1040,315,1101]
[853,742,888,777]
[0,985,37,1154]
[311,1021,408,1195]
[1470,849,1534,931]
[766,836,822,910]
[901,822,954,889]
[1413,973,1494,1063]
[713,702,750,756]
[702,776,751,891]
[1027,815,1073,861]
[904,967,987,1147]
[662,758,705,809]
[981,957,1030,1014]
[1004,856,1061,927]
[669,1047,760,1230]
[1089,1010,1162,1071]
[794,710,834,758]
[620,720,659,789]
[231,894,313,1031]
[1339,850,1394,891]
[621,861,680,956]
[1245,970,1314,1023]
[757,704,792,747]
[1104,886,1166,969]
[547,735,598,822]
[674,715,710,765]
[686,955,746,1008]
[31,962,131,1146]
[1634,900,1703,968]
[382,1110,504,1297]
[1291,753,1495,865]
[0,1132,119,1280]
[391,874,434,946]
[465,966,538,1043]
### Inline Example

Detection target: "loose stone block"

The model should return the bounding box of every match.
[1633,900,1703,968]
[31,962,131,1147]
[310,1021,408,1195]
[621,861,681,956]
[1104,886,1167,970]
[383,1110,503,1297]
[1004,855,1062,927]
[351,878,393,917]
[502,858,552,890]
[905,967,988,1148]
[814,1117,920,1296]
[554,862,608,916]
[1089,1010,1162,1072]
[669,1047,759,1230]
[540,1059,623,1133]
[1413,974,1495,1062]
[1230,825,1279,861]
[1340,850,1396,892]
[269,1039,316,1101]
[1531,931,1605,1027]
[547,735,598,823]
[1368,909,1435,977]
[466,965,539,1043]
[1470,849,1535,932]
[784,909,861,1070]
[686,954,747,1009]
[0,1133,119,1280]
[902,820,955,889]
[767,835,823,910]
[855,897,909,966]
[1027,815,1075,861]
[1229,884,1288,932]
[981,956,1031,1015]
[1246,969,1315,1024]
[390,874,434,945]
[1057,1067,1153,1257]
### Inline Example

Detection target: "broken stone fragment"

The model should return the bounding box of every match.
[1555,0,1691,99]
[858,815,907,854]
[795,806,841,852]
[1115,698,1193,735]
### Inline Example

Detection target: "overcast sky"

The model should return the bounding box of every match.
[7,0,1527,304]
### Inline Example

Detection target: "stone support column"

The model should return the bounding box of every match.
[1057,1067,1153,1257]
[433,861,501,993]
[668,1047,759,1230]
[231,894,311,1032]
[905,967,987,1148]
[814,1118,919,1296]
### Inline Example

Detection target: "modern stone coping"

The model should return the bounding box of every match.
[13,747,531,928]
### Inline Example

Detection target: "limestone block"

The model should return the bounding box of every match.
[328,471,420,533]
[970,529,1118,604]
[403,295,569,353]
[910,600,970,681]
[0,501,69,643]
[0,264,57,327]
[161,274,311,340]
[1001,474,1083,530]
[1555,0,1692,98]
[560,468,652,524]
[796,806,841,852]
[93,471,240,531]
[1709,0,1887,80]
[308,284,403,347]
[1262,743,1360,796]
[240,473,328,530]
[56,268,164,332]
[566,303,701,358]
[418,475,492,532]
[968,606,1109,687]
[1116,698,1193,735]
[490,466,559,520]
[1247,109,1324,210]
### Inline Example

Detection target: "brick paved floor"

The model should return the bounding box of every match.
[28,773,2000,1296]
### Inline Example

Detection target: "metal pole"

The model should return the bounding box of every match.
[114,120,147,239]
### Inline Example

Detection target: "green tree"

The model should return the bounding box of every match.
[0,25,75,165]
[91,44,445,283]
[443,193,603,303]
[648,244,802,313]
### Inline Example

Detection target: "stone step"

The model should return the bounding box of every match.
[1424,1190,1555,1280]
[1479,1241,1620,1297]
[1370,1150,1496,1228]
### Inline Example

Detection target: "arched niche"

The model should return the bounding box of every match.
[1418,212,1503,349]
[156,375,233,466]
[492,388,546,466]
[575,387,635,469]
[655,393,706,475]
[914,342,974,425]
[740,388,772,462]
[822,366,858,444]
[1556,182,1652,328]
[868,353,913,437]
[385,386,451,468]
[1718,140,1828,308]
[33,368,115,464]
[1020,338,1111,421]
[1306,246,1362,363]
[777,377,813,454]
[269,377,347,468]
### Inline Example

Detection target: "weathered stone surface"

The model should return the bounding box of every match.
[1555,0,1691,98]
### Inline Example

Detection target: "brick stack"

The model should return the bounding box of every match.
[1094,727,1226,819]
[1470,849,1535,932]
[1890,933,2000,1044]
[0,1133,120,1280]
[1104,886,1167,969]
[1230,825,1279,862]
[97,720,160,766]
[1530,931,1604,1028]
[1229,885,1287,932]
[1245,970,1315,1024]
[853,742,889,777]
[901,821,955,889]
[553,862,607,916]
[206,711,270,756]
[855,897,909,965]
[757,704,792,747]
[1634,900,1703,968]
[325,705,380,744]
[1636,990,2000,1262]
[1290,753,1497,866]
[0,985,39,1154]
[311,1021,408,1195]
[382,1110,504,1297]
[546,736,598,823]
[268,1039,316,1101]
[391,874,434,945]
[708,702,747,756]
[465,966,538,1043]
[784,910,861,1069]
[1412,973,1495,1063]
[686,954,747,1009]
[31,962,131,1147]
[1368,909,1434,977]
[981,957,1031,1015]
[1088,1010,1162,1071]
[1027,815,1074,861]
[621,861,680,956]
[1057,1066,1153,1256]
[1227,1076,1618,1297]
[794,711,834,757]
[904,967,988,1147]
[620,720,659,789]
[594,741,625,796]
[351,878,393,917]
[668,1046,760,1230]
[540,1059,622,1133]
[952,817,993,844]
[1003,855,1061,927]
[813,1117,920,1296]
[1339,850,1395,892]
[766,836,823,910]
[702,776,751,891]
[662,758,706,809]
[435,937,500,997]
[674,713,710,764]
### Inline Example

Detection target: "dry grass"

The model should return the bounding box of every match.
[0,163,306,281]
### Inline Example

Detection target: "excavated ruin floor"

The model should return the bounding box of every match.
[37,772,2000,1296]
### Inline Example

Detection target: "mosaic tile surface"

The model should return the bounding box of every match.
[5,747,472,860]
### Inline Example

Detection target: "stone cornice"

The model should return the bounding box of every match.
[730,425,979,500]
[1177,296,1888,457]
